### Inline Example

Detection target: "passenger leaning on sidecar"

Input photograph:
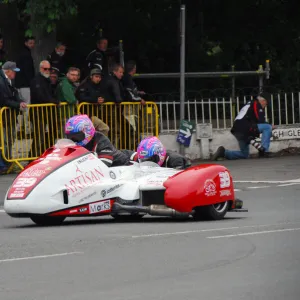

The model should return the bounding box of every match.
[65,114,131,167]
[122,136,192,170]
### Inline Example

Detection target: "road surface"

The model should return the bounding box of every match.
[0,156,300,300]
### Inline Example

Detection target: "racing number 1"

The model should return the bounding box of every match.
[219,171,230,188]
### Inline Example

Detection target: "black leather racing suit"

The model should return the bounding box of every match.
[121,150,191,170]
[86,132,131,167]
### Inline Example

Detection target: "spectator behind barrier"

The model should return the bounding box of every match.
[75,68,106,104]
[49,69,59,96]
[212,93,274,160]
[56,67,80,106]
[0,61,27,174]
[0,34,6,68]
[47,42,68,76]
[86,37,109,77]
[122,60,146,106]
[30,60,59,157]
[15,36,35,134]
[102,63,125,103]
[30,60,59,105]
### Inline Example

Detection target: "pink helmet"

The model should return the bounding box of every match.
[137,136,167,166]
[65,114,95,146]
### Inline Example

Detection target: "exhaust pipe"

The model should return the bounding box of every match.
[112,203,190,218]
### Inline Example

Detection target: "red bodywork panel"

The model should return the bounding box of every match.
[7,146,91,200]
[163,164,235,213]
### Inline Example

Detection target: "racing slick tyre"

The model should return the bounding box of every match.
[111,213,144,222]
[30,215,66,226]
[193,201,229,221]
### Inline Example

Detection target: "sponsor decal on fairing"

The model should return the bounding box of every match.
[89,200,111,214]
[77,156,89,164]
[101,184,122,198]
[109,171,116,179]
[204,179,217,196]
[65,166,104,197]
[78,191,97,203]
[220,189,231,197]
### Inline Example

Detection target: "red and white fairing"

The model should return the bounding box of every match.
[4,139,235,218]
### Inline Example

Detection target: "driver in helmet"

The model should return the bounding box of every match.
[65,114,131,167]
[122,136,191,170]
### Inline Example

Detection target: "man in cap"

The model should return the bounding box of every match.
[75,68,109,136]
[0,61,27,173]
[212,93,274,160]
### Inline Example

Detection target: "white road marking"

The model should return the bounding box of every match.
[247,186,270,189]
[131,222,300,238]
[278,183,300,187]
[207,228,300,239]
[0,210,5,213]
[0,252,83,263]
[234,189,241,192]
[234,178,300,184]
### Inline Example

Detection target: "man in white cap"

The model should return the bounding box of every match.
[0,61,27,174]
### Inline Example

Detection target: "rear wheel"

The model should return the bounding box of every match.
[193,201,229,221]
[30,215,66,226]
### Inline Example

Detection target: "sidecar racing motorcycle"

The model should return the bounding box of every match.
[4,139,247,226]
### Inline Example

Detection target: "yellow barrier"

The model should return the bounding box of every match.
[0,103,74,171]
[0,101,159,172]
[77,102,159,150]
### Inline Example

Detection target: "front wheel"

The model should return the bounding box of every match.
[193,201,229,221]
[30,215,66,226]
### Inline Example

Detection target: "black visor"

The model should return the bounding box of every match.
[66,131,85,143]
[140,154,160,164]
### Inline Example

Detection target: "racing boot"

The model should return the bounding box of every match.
[211,146,225,161]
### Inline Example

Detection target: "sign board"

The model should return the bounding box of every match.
[272,128,300,140]
[176,120,195,147]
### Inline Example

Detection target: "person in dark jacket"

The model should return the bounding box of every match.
[49,68,59,96]
[30,60,59,157]
[212,93,274,160]
[122,61,146,105]
[15,36,35,134]
[103,63,125,103]
[75,68,106,104]
[0,34,7,69]
[65,114,131,167]
[0,61,27,173]
[47,42,68,76]
[86,37,109,77]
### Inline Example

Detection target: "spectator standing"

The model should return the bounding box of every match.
[0,61,27,174]
[56,67,80,116]
[30,60,59,157]
[49,69,59,96]
[0,34,7,68]
[86,37,109,77]
[76,68,109,135]
[15,36,35,133]
[103,63,125,103]
[122,61,147,141]
[47,42,68,76]
[122,61,146,105]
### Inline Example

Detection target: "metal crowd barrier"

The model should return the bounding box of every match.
[77,102,159,149]
[0,101,159,172]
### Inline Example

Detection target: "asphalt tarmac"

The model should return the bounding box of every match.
[0,156,299,300]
